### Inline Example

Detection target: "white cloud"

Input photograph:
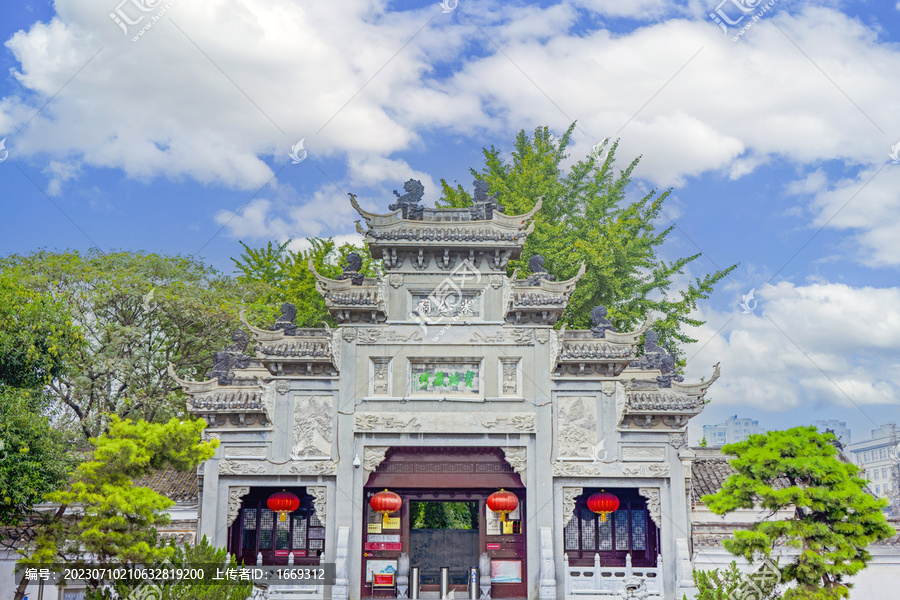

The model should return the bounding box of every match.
[684,281,900,412]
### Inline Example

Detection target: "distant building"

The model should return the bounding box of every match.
[846,423,899,506]
[812,420,852,447]
[702,415,765,447]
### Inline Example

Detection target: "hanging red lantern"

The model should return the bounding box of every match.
[487,489,519,522]
[587,491,619,523]
[267,490,301,522]
[370,489,402,525]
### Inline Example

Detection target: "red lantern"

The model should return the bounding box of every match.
[587,491,619,523]
[487,489,519,522]
[267,490,301,522]
[370,489,402,525]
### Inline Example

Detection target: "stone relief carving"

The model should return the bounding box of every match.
[470,331,505,344]
[288,461,336,475]
[668,431,688,449]
[220,461,266,475]
[307,486,327,527]
[330,328,342,372]
[601,381,616,396]
[557,396,597,459]
[372,358,390,395]
[500,447,527,482]
[342,327,357,342]
[357,328,381,344]
[511,328,534,344]
[224,446,267,458]
[275,380,291,395]
[355,414,420,431]
[364,447,389,473]
[354,412,535,433]
[549,330,561,369]
[473,415,535,431]
[291,396,333,459]
[562,487,583,527]
[621,445,666,462]
[552,461,670,477]
[501,359,518,395]
[535,328,551,344]
[489,274,504,289]
[256,378,277,425]
[227,486,251,527]
[638,488,662,529]
[203,431,221,442]
[622,463,670,477]
[389,274,404,288]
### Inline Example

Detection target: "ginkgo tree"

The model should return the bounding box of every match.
[437,123,737,366]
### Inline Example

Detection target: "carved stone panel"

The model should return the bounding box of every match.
[220,460,266,475]
[621,445,666,462]
[500,358,519,396]
[288,461,336,475]
[291,395,333,459]
[553,461,670,478]
[224,446,267,459]
[557,396,597,459]
[307,486,327,527]
[562,487,583,527]
[371,358,391,396]
[355,412,535,433]
[638,488,662,529]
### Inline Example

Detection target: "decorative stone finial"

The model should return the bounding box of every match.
[273,302,298,335]
[388,179,425,220]
[206,328,251,385]
[470,179,504,220]
[336,252,364,286]
[590,305,617,338]
[526,255,556,285]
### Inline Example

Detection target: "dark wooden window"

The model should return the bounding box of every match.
[563,490,658,567]
[231,489,323,565]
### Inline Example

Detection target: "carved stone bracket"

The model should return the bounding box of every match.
[638,487,662,529]
[275,380,291,395]
[363,446,389,474]
[307,485,327,527]
[288,461,337,475]
[227,486,251,527]
[389,274,404,288]
[500,447,527,482]
[562,487,583,528]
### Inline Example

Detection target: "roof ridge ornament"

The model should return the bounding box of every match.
[167,362,219,394]
[239,307,286,343]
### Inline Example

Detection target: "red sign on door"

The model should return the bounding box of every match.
[373,573,395,586]
[365,542,402,551]
[486,543,501,550]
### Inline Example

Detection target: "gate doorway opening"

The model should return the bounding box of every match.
[409,501,479,586]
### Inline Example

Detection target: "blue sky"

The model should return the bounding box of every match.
[1,0,899,444]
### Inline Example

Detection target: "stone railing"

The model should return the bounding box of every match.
[564,553,663,599]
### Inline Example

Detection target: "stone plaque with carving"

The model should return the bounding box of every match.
[620,445,666,462]
[557,396,597,459]
[291,395,333,459]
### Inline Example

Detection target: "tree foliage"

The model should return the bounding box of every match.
[22,416,217,589]
[0,250,252,441]
[232,237,381,328]
[438,124,737,365]
[86,536,252,600]
[0,270,82,526]
[702,427,895,600]
[689,560,782,600]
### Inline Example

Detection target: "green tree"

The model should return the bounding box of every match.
[21,416,217,592]
[702,427,895,600]
[1,250,253,441]
[688,560,782,600]
[437,124,737,366]
[0,269,83,527]
[87,536,252,600]
[699,437,708,448]
[232,237,381,328]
